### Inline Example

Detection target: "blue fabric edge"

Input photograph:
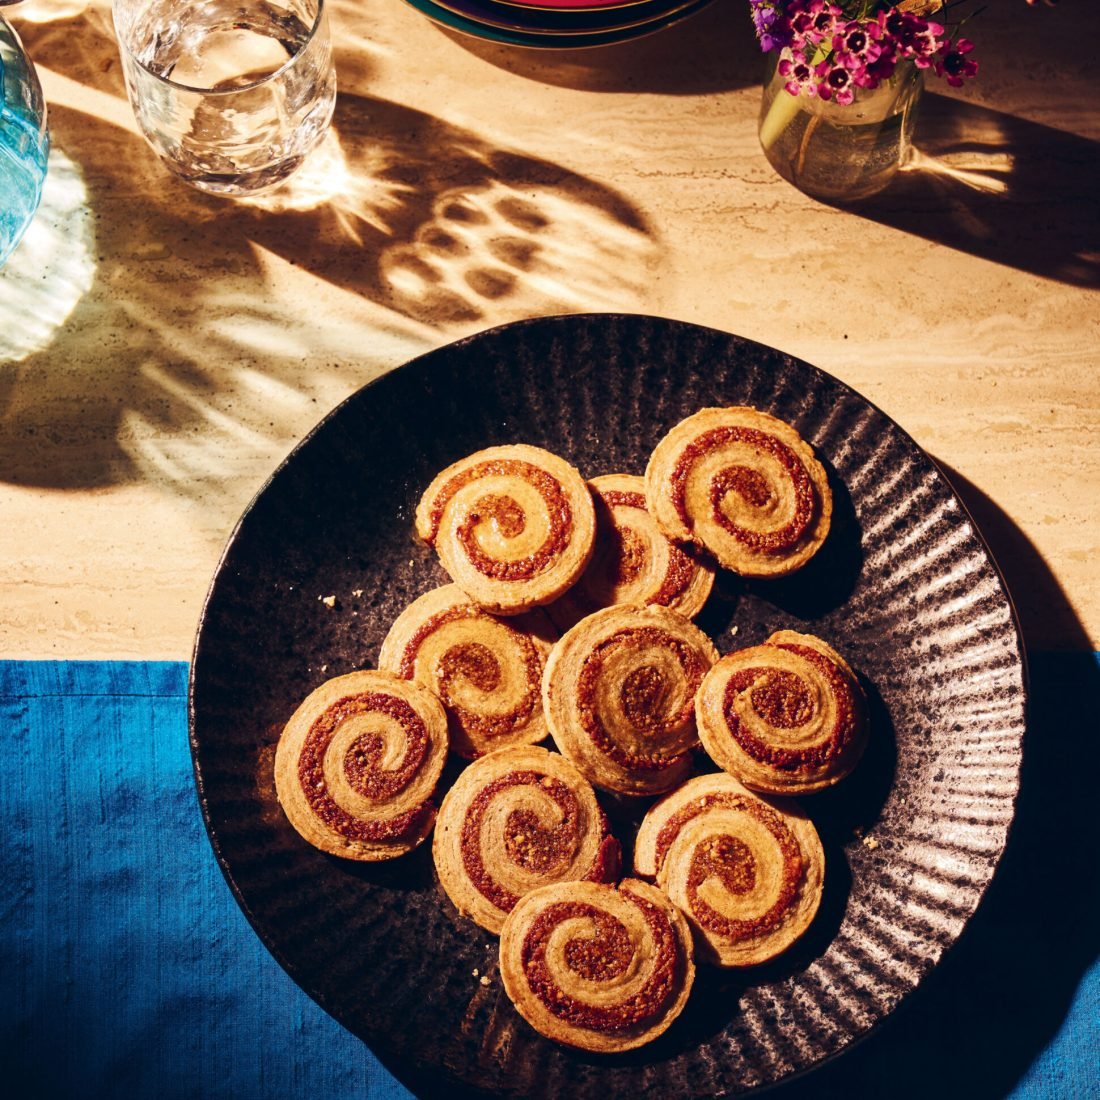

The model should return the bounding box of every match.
[3,654,1097,1100]
[0,659,188,700]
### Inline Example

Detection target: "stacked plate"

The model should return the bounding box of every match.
[402,0,716,49]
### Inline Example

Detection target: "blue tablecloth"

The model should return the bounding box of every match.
[4,656,1098,1099]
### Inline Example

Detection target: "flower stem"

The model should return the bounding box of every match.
[758,45,830,154]
[759,83,805,153]
[795,112,822,177]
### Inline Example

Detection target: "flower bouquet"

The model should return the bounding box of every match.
[751,0,983,201]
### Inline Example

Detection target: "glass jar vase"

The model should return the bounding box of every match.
[1,6,49,267]
[758,52,922,203]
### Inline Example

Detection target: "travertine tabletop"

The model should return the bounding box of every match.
[1,0,1096,658]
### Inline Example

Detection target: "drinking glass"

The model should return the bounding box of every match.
[0,5,49,267]
[112,0,337,195]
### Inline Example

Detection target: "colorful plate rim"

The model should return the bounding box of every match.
[492,0,663,11]
[425,0,700,34]
[402,0,712,46]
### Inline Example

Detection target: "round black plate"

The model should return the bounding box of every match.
[189,314,1025,1097]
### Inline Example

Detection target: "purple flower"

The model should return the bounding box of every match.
[833,19,884,71]
[935,38,979,86]
[751,3,982,100]
[879,9,945,67]
[815,60,856,105]
[791,1,844,47]
[778,49,821,97]
[857,46,899,88]
[750,2,793,52]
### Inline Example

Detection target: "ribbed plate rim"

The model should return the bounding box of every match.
[189,312,1026,1098]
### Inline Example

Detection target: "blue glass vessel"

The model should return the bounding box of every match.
[0,6,49,268]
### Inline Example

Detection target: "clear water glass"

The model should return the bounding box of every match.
[0,11,50,267]
[112,0,336,195]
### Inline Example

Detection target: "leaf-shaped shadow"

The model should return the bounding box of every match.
[0,86,657,509]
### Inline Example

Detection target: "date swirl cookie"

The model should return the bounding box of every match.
[542,605,719,797]
[414,444,597,615]
[645,407,832,577]
[432,746,621,934]
[634,773,824,967]
[274,670,448,861]
[696,630,868,795]
[378,583,555,759]
[548,474,714,630]
[499,878,695,1052]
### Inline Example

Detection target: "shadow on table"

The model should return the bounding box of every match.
[434,0,764,95]
[0,88,657,497]
[942,464,1091,650]
[859,93,1099,289]
[767,464,1100,1100]
[238,94,657,326]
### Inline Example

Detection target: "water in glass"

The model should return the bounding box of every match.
[759,55,922,203]
[116,0,335,194]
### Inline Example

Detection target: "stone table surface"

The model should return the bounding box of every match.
[1,0,1096,658]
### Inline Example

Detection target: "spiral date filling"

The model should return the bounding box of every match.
[399,606,543,742]
[424,459,574,581]
[521,896,678,1031]
[654,794,804,939]
[721,644,859,770]
[298,693,431,841]
[619,665,669,729]
[693,835,757,896]
[712,466,772,509]
[609,525,646,587]
[749,670,814,728]
[563,911,633,982]
[577,628,707,771]
[440,642,501,695]
[600,490,696,605]
[669,426,816,553]
[475,493,526,539]
[461,771,585,912]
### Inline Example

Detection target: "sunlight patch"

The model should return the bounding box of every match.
[0,149,95,362]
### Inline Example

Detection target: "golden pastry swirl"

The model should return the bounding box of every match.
[414,444,597,615]
[542,604,719,796]
[433,746,620,934]
[274,670,448,861]
[645,407,832,577]
[548,474,714,631]
[695,630,867,794]
[634,773,824,967]
[499,878,695,1052]
[378,583,555,759]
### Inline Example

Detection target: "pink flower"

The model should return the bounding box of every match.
[858,44,900,88]
[880,9,945,67]
[758,4,983,102]
[935,38,979,86]
[779,48,821,97]
[833,19,884,71]
[791,0,844,47]
[816,60,856,105]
